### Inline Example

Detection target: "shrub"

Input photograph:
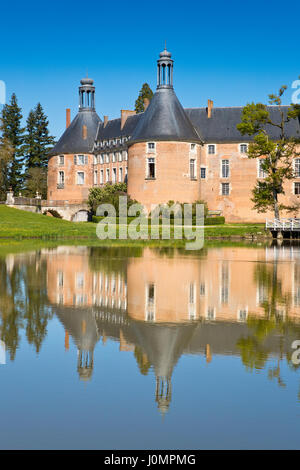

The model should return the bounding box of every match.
[88,183,138,216]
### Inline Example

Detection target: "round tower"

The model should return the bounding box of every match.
[128,48,202,212]
[47,77,101,205]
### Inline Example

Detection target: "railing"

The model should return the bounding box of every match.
[266,218,300,231]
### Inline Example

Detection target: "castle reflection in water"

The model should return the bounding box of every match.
[3,244,300,414]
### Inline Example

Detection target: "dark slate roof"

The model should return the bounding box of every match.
[130,87,202,144]
[185,106,300,143]
[49,110,102,156]
[96,113,142,141]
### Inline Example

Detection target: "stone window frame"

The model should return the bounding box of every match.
[94,169,98,185]
[58,155,64,166]
[145,156,156,180]
[147,142,156,153]
[220,182,230,196]
[106,168,110,183]
[200,166,206,179]
[189,157,197,180]
[112,167,117,184]
[207,144,216,155]
[76,171,85,185]
[100,169,104,184]
[58,170,65,185]
[294,158,300,178]
[239,143,248,156]
[119,167,123,182]
[220,159,230,178]
[294,182,300,195]
[257,158,267,179]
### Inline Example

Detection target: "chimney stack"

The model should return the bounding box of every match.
[207,99,213,119]
[103,115,108,128]
[143,98,150,111]
[82,125,87,140]
[121,109,136,130]
[66,108,71,128]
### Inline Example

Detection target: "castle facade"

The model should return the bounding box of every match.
[48,49,300,222]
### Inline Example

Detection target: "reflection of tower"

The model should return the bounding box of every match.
[155,376,172,416]
[55,307,100,382]
[77,349,94,382]
[132,321,199,415]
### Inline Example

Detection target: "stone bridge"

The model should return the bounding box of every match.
[5,191,90,222]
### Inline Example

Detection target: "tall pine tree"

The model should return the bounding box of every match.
[134,83,153,113]
[0,93,24,192]
[23,103,55,170]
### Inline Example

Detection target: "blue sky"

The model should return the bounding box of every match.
[1,0,299,139]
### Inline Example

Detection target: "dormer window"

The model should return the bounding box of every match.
[208,144,216,155]
[148,142,156,153]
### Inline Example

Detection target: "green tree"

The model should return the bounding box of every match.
[134,83,153,113]
[0,138,14,200]
[24,167,47,199]
[237,85,300,219]
[23,103,55,170]
[0,93,24,192]
[88,183,138,215]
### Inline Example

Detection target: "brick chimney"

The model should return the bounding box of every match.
[207,99,213,119]
[66,108,71,128]
[103,115,108,128]
[143,98,150,111]
[121,109,136,130]
[82,125,87,140]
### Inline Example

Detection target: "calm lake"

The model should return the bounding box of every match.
[0,242,300,449]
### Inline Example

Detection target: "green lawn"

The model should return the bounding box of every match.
[0,205,266,240]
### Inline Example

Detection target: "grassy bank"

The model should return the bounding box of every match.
[0,206,267,241]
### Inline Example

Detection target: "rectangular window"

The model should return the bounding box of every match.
[221,182,230,195]
[76,172,84,185]
[258,159,267,178]
[295,183,300,195]
[106,168,110,182]
[148,142,155,152]
[112,167,117,183]
[106,154,110,163]
[118,152,122,162]
[147,158,155,178]
[58,171,64,184]
[94,170,98,185]
[77,155,85,165]
[200,167,206,179]
[93,155,97,164]
[119,167,123,182]
[112,153,116,163]
[221,160,229,178]
[295,159,300,177]
[58,155,64,165]
[100,154,104,164]
[100,169,104,184]
[240,144,248,154]
[190,143,196,152]
[123,151,128,161]
[190,159,196,179]
[208,144,216,155]
[145,283,155,322]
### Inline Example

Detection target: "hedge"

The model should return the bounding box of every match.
[92,215,225,225]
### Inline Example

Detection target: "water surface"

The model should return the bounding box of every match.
[0,243,300,449]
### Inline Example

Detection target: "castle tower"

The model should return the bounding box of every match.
[128,48,202,211]
[47,78,101,205]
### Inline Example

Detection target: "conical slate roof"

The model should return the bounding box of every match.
[130,87,202,144]
[49,110,101,156]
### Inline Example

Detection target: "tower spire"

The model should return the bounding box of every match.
[79,76,95,111]
[157,46,173,89]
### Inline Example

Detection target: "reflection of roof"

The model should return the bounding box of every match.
[55,306,99,352]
